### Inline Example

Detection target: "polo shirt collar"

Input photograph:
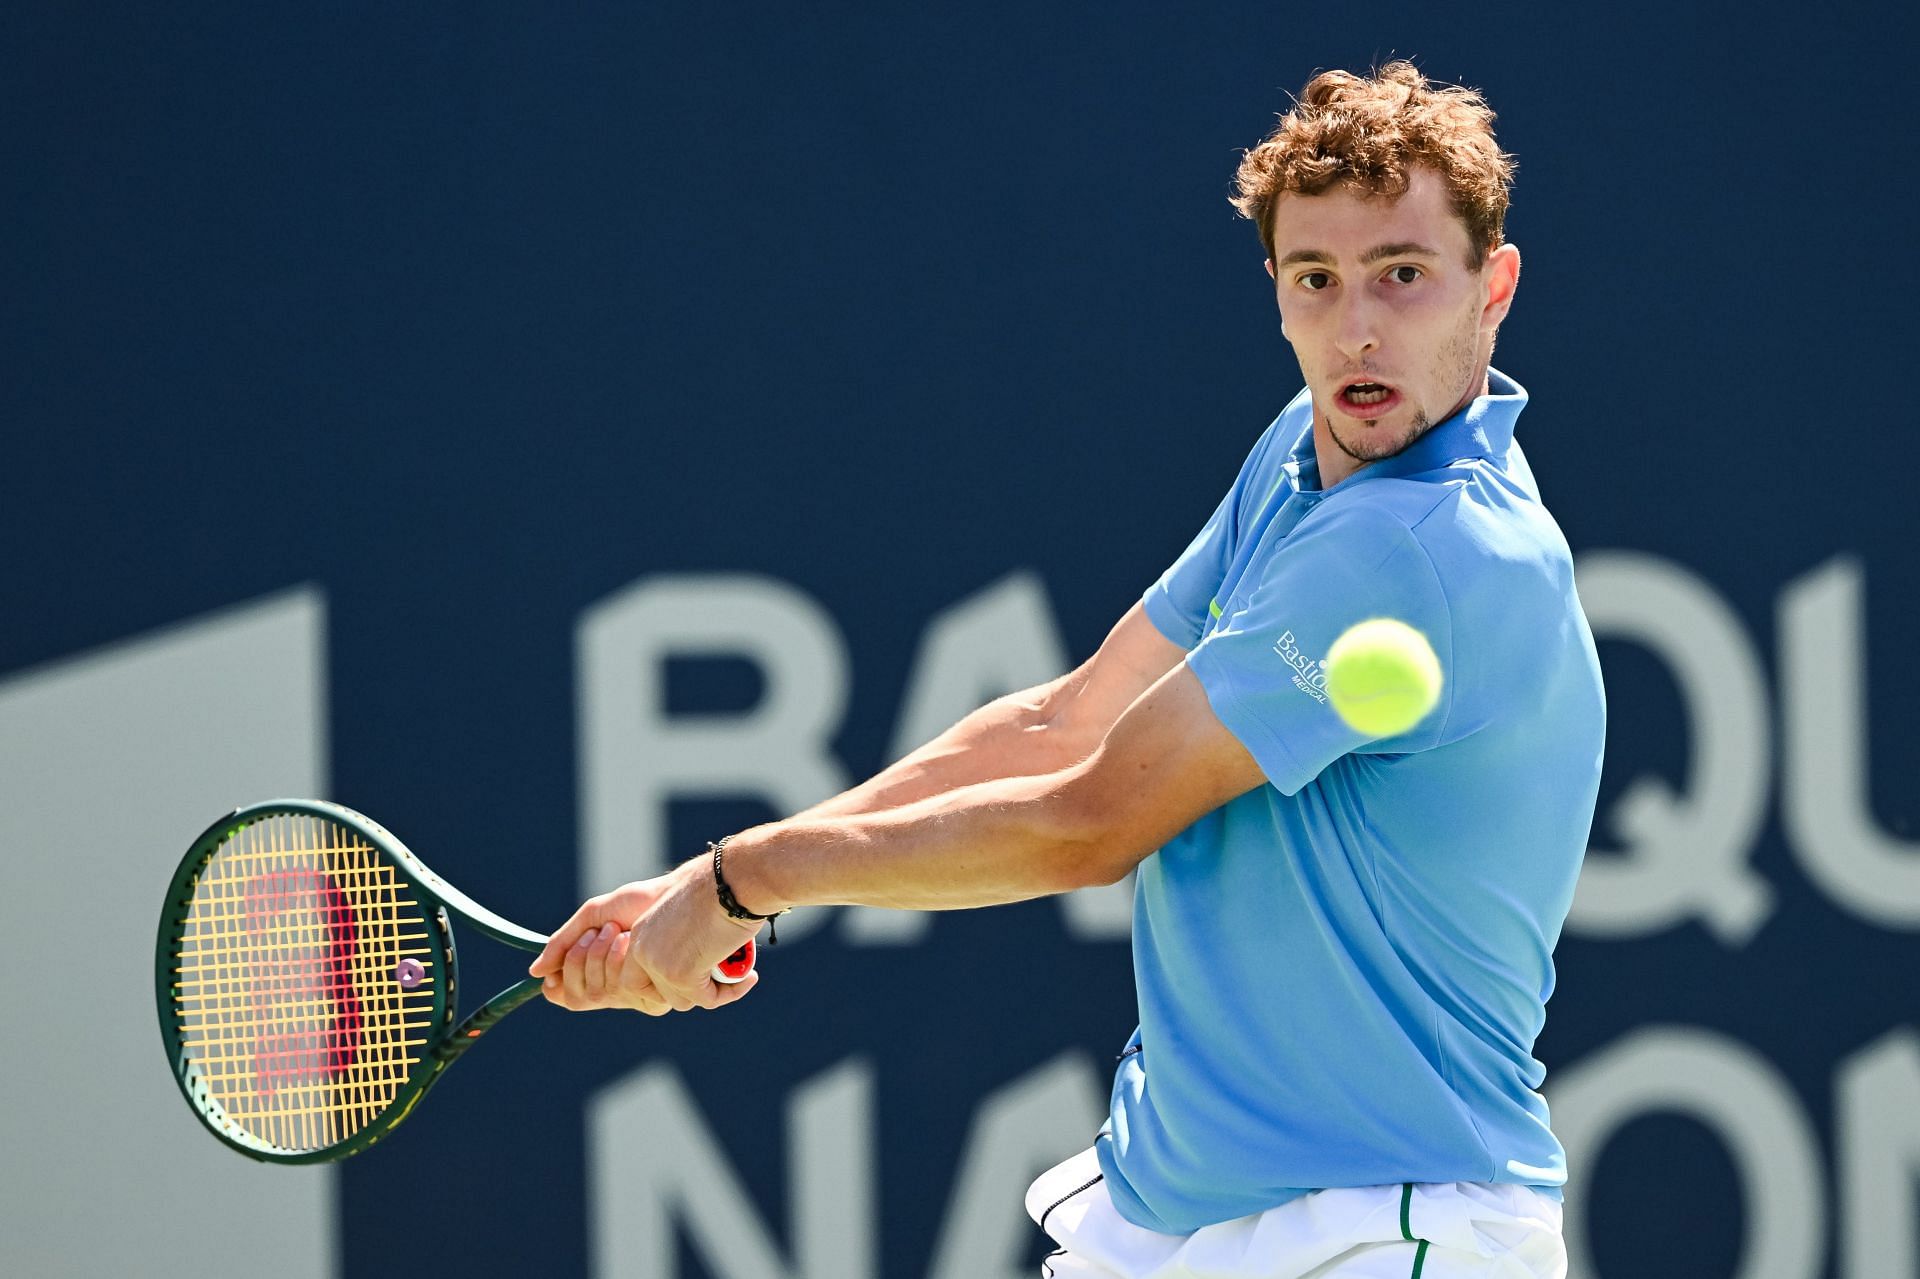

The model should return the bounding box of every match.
[1285,367,1527,488]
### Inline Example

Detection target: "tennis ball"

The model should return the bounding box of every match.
[1323,618,1442,738]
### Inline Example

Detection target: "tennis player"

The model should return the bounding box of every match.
[532,61,1603,1279]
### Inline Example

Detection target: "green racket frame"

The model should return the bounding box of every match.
[155,798,549,1164]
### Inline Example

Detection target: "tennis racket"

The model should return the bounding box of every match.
[155,797,755,1163]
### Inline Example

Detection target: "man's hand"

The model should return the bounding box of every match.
[529,858,762,1016]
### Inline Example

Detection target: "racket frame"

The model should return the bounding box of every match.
[156,798,547,1164]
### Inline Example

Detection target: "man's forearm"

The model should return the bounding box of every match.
[800,604,1182,824]
[798,676,1096,821]
[726,766,1131,914]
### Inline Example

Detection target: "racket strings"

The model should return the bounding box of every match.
[167,813,440,1154]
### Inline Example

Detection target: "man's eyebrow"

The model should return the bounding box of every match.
[1360,241,1442,264]
[1274,242,1444,268]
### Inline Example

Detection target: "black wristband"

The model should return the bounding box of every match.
[711,837,787,944]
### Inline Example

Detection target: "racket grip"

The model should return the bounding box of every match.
[712,937,756,985]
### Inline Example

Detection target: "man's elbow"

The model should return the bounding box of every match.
[1075,849,1140,889]
[1038,774,1149,892]
[1042,838,1133,896]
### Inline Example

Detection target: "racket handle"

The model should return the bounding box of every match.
[712,937,756,985]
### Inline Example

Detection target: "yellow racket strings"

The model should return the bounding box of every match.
[170,813,439,1153]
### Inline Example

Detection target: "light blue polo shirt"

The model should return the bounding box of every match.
[1098,369,1605,1235]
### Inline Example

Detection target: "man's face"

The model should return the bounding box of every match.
[1265,167,1516,478]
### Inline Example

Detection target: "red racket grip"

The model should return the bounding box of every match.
[711,937,757,985]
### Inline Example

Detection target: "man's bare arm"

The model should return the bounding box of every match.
[722,659,1264,913]
[799,601,1184,820]
[529,657,1267,1010]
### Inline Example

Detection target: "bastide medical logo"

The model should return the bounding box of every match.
[1273,630,1330,704]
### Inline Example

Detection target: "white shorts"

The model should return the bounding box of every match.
[1025,1148,1567,1279]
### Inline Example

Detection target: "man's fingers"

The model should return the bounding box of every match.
[538,933,588,1010]
[531,883,659,978]
[605,927,634,987]
[530,872,761,1017]
[581,922,618,1001]
[528,910,591,977]
[530,901,607,977]
[554,925,600,1009]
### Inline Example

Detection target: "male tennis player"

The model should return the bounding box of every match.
[533,62,1602,1278]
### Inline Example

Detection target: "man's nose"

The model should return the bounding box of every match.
[1332,292,1380,361]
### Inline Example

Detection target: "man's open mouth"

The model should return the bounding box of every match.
[1341,382,1394,406]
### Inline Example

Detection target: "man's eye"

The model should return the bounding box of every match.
[1299,272,1332,291]
[1388,265,1422,285]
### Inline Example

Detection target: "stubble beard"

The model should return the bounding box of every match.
[1324,311,1482,467]
[1326,405,1436,465]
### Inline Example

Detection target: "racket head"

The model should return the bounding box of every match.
[155,799,458,1163]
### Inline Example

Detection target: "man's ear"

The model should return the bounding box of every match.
[1481,243,1520,331]
[1266,259,1290,339]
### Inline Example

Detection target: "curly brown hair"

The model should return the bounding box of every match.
[1232,62,1515,268]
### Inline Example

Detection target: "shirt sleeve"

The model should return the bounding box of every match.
[1142,484,1238,649]
[1142,408,1300,649]
[1186,499,1457,796]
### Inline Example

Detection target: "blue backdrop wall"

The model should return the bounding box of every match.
[5,5,1917,1277]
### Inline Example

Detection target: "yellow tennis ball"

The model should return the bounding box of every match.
[1323,618,1443,738]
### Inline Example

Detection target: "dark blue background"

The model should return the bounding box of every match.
[9,4,1916,1275]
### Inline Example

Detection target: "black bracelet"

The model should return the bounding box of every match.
[710,837,788,945]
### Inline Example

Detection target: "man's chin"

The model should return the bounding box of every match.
[1331,418,1418,463]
